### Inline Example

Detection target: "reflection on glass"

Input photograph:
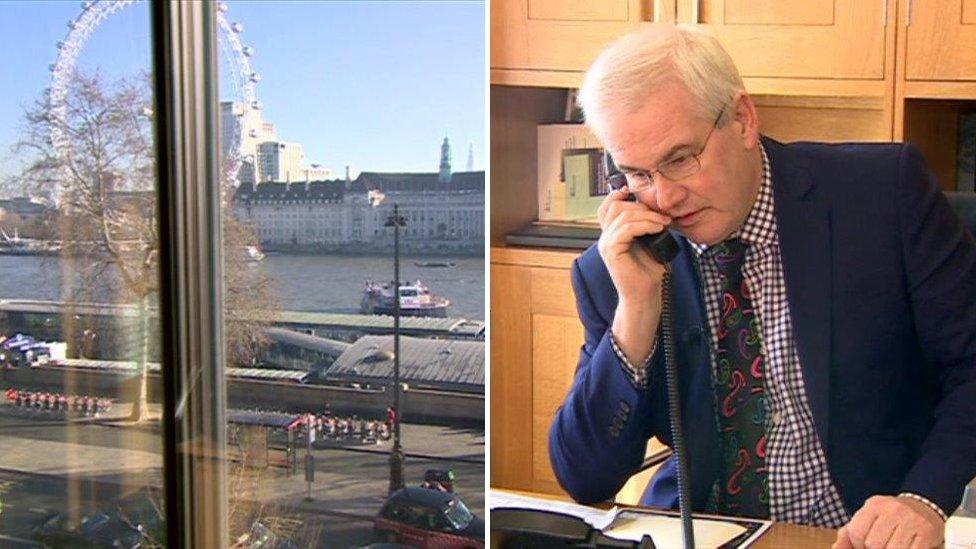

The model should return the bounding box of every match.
[0,1,165,546]
[216,1,485,546]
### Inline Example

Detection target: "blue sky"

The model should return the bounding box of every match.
[0,0,485,182]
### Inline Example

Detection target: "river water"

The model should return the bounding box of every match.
[0,253,486,321]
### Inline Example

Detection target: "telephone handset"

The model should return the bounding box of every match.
[604,152,680,265]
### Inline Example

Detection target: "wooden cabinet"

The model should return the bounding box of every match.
[491,0,896,95]
[895,2,976,188]
[490,246,583,495]
[491,0,664,87]
[490,245,668,501]
[692,0,888,80]
[491,0,651,72]
[905,0,976,81]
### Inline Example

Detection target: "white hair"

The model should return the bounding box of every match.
[578,24,745,141]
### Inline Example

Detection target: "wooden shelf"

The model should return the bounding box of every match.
[491,69,586,89]
[492,69,892,100]
[904,81,976,101]
[491,245,580,269]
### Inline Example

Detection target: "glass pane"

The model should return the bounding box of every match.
[0,1,166,546]
[216,1,485,546]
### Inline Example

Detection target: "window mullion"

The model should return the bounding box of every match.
[151,1,228,547]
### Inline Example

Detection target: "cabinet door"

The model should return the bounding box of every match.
[490,262,534,490]
[905,0,976,80]
[690,0,888,79]
[490,250,585,495]
[491,0,652,72]
[530,268,584,490]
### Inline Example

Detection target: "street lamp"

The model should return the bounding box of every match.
[371,190,406,493]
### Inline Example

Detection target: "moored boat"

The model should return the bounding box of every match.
[243,245,265,262]
[361,279,450,317]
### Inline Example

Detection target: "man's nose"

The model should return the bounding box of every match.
[654,176,688,213]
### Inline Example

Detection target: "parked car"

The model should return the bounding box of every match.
[374,487,484,548]
[33,510,146,548]
[233,520,299,549]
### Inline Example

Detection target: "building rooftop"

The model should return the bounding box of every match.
[231,170,485,203]
[350,171,485,193]
[326,334,484,393]
[0,196,53,215]
[265,326,350,356]
[233,179,346,202]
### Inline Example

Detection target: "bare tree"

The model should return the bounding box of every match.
[14,69,275,421]
[223,208,276,367]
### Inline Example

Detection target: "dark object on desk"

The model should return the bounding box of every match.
[505,223,600,250]
[491,508,655,549]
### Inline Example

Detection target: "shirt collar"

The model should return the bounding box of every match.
[689,142,775,257]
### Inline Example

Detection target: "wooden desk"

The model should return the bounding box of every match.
[493,489,837,548]
[752,521,836,548]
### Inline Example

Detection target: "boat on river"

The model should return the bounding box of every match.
[360,280,450,317]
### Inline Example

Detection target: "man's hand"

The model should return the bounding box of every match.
[596,187,671,365]
[832,495,944,549]
[595,186,671,304]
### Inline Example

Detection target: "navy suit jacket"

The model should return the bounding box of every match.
[549,137,976,518]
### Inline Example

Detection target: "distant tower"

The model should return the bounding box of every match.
[439,136,452,183]
[466,143,474,172]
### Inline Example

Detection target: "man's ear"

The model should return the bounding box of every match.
[730,91,760,150]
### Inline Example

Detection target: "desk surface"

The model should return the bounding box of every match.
[752,521,836,548]
[493,489,837,548]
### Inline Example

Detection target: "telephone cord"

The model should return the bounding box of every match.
[661,265,695,548]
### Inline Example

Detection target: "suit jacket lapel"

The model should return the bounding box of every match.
[763,137,833,452]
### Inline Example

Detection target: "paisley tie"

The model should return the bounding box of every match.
[712,238,770,518]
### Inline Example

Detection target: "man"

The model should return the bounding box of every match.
[548,24,976,549]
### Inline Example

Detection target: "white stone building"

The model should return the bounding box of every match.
[232,171,484,254]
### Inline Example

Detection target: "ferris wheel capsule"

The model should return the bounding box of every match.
[242,46,254,57]
[231,22,244,33]
[68,20,78,30]
[57,41,65,50]
[217,2,229,13]
[251,101,262,110]
[249,72,261,83]
[81,1,93,9]
[48,63,57,72]
[248,129,259,138]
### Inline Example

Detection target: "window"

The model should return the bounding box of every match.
[1,1,484,546]
[0,1,168,544]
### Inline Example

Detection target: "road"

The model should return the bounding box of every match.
[0,411,484,547]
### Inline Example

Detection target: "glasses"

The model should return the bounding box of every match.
[608,105,727,193]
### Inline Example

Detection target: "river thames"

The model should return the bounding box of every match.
[0,253,486,321]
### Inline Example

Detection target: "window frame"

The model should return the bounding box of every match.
[151,1,229,546]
